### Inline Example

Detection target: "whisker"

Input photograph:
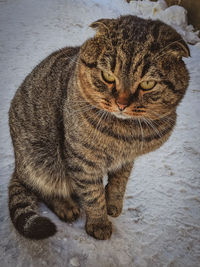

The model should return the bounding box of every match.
[147,110,176,122]
[145,111,176,133]
[138,118,144,149]
[143,117,162,138]
[64,54,84,68]
[87,110,106,144]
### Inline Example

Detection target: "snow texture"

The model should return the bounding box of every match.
[0,0,200,266]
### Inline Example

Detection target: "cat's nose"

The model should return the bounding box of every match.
[115,91,130,111]
[115,101,128,111]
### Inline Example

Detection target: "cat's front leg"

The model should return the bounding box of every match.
[105,162,133,217]
[72,175,112,240]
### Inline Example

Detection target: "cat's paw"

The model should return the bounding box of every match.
[58,205,80,223]
[107,204,122,217]
[53,200,80,223]
[85,220,112,240]
[105,184,123,217]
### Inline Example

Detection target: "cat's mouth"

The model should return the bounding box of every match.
[112,111,134,120]
[111,110,147,120]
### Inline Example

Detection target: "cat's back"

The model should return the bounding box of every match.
[9,46,80,133]
[9,46,80,171]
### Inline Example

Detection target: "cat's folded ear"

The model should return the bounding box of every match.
[167,39,190,58]
[90,18,114,36]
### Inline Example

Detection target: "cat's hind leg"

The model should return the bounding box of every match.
[8,172,57,239]
[45,196,80,223]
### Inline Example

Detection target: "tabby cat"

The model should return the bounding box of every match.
[8,15,190,240]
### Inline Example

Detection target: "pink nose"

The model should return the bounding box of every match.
[116,101,128,111]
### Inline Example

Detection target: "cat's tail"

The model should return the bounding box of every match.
[8,172,57,239]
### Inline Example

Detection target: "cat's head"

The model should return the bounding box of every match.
[77,15,190,120]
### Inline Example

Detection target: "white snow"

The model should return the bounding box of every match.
[0,0,200,266]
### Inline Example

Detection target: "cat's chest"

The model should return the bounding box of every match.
[98,128,168,173]
[100,138,136,172]
[69,112,172,173]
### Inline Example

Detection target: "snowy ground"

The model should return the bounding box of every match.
[0,0,200,266]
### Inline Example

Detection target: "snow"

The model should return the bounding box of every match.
[0,0,200,266]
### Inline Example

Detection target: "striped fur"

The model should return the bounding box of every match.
[8,16,189,240]
[9,173,56,239]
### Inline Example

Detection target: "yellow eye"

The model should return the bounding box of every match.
[102,71,115,83]
[140,80,156,90]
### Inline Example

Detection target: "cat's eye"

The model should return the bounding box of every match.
[140,80,156,90]
[102,71,115,83]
